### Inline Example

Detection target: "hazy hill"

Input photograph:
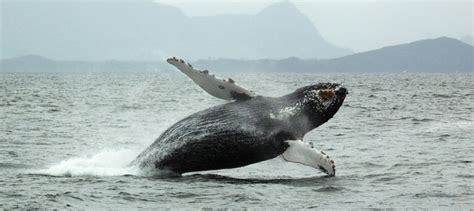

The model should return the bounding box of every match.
[1,1,351,61]
[0,55,170,72]
[460,35,473,46]
[195,37,474,72]
[316,37,473,72]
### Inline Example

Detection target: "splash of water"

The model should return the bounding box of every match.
[35,148,142,177]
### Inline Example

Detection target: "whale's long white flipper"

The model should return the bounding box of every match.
[282,140,336,176]
[167,57,256,101]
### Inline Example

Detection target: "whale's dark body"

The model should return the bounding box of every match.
[132,83,347,174]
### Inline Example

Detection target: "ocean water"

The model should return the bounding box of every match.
[1,72,473,209]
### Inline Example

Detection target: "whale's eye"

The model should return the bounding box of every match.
[318,89,334,102]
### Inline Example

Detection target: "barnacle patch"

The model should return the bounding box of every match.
[318,89,334,102]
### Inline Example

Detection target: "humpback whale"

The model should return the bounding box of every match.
[131,57,347,176]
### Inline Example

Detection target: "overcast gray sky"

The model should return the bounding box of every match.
[157,0,473,52]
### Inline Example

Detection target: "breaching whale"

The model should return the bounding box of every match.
[131,57,347,176]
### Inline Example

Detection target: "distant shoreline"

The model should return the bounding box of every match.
[1,37,473,73]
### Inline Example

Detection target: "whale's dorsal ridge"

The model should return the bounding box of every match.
[167,57,256,101]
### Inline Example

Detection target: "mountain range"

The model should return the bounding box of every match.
[1,1,351,61]
[2,37,472,73]
[194,37,473,72]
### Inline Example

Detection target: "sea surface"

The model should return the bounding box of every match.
[1,72,473,209]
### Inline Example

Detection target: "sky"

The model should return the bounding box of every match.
[156,0,473,52]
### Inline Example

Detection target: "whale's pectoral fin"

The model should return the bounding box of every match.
[166,57,256,101]
[282,140,335,176]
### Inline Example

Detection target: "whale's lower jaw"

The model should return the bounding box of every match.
[154,131,293,174]
[156,147,284,174]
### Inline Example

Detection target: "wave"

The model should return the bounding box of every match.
[0,162,30,169]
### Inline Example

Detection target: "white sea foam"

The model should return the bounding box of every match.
[35,148,142,177]
[425,120,474,133]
